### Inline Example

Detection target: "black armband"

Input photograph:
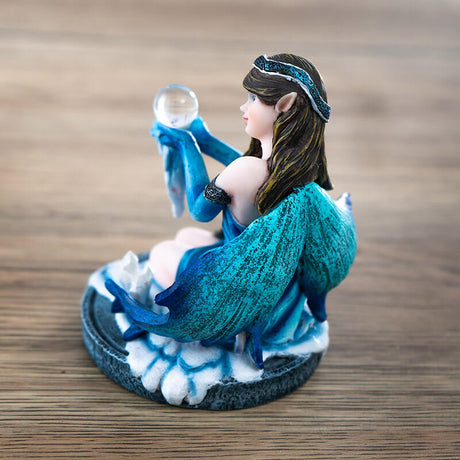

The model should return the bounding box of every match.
[203,177,231,205]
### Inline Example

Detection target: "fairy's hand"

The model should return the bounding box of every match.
[150,120,197,150]
[189,116,241,166]
[190,116,212,145]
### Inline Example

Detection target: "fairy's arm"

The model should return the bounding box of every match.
[190,117,241,166]
[151,121,225,222]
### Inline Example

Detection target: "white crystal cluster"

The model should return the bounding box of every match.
[116,251,154,304]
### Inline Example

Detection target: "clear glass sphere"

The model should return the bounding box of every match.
[153,85,199,129]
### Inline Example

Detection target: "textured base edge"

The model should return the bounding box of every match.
[81,284,323,410]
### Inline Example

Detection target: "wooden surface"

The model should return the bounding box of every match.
[1,1,459,458]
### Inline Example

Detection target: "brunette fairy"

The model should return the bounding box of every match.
[105,53,357,368]
[150,54,332,285]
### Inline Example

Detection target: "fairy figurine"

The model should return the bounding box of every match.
[82,54,357,410]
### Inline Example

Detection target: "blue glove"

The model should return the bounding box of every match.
[189,116,241,166]
[190,116,213,145]
[150,120,223,222]
[151,120,197,149]
[151,121,197,218]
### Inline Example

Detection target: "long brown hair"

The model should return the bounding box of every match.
[243,53,332,215]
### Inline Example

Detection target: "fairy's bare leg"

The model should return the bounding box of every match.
[149,227,219,289]
[148,240,187,289]
[175,227,219,247]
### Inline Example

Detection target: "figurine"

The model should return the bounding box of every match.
[82,54,357,410]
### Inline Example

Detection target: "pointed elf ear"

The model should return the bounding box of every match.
[275,92,297,113]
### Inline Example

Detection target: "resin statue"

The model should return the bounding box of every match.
[82,54,357,410]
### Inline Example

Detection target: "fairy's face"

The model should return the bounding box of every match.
[240,93,278,142]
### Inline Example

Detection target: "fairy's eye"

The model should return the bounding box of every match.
[248,93,256,102]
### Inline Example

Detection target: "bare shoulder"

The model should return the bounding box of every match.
[215,156,267,221]
[216,156,267,191]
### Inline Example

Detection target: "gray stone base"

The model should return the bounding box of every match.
[81,284,323,410]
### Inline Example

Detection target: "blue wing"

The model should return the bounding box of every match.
[153,189,310,342]
[106,183,356,368]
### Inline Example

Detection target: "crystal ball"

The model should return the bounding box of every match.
[153,85,199,129]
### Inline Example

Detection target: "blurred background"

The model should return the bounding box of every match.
[1,1,458,458]
[1,1,458,247]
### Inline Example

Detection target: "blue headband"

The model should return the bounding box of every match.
[252,55,331,122]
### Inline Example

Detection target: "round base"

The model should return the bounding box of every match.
[81,285,323,410]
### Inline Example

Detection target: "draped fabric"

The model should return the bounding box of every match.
[152,183,356,345]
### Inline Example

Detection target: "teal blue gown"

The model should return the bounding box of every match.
[106,119,357,368]
[106,181,356,367]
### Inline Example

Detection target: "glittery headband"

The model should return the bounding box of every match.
[252,55,331,122]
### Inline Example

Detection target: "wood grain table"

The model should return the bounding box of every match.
[1,1,458,458]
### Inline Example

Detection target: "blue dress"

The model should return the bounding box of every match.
[176,207,245,277]
[106,182,356,367]
[175,205,312,348]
